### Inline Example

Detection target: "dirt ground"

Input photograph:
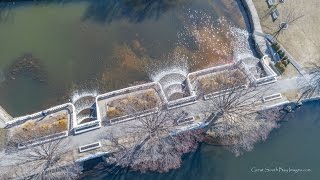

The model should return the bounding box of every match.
[253,0,320,68]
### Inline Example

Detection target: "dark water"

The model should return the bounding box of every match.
[0,0,246,116]
[82,100,320,180]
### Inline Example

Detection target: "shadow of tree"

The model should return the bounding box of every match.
[0,0,75,23]
[1,0,188,23]
[82,0,189,23]
[0,1,15,23]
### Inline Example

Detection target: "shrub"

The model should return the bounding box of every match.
[287,59,291,65]
[275,61,286,74]
[54,119,68,131]
[271,43,280,52]
[107,106,123,118]
[143,90,158,107]
[281,59,289,67]
[278,50,286,59]
[22,121,35,131]
[40,124,51,131]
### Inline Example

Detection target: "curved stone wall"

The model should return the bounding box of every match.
[239,0,268,57]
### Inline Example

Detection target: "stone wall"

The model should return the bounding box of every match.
[5,103,75,129]
[239,0,268,57]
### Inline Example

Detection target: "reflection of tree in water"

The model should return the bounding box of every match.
[0,1,14,22]
[83,0,189,23]
[0,0,72,22]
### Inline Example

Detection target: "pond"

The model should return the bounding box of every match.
[0,0,248,116]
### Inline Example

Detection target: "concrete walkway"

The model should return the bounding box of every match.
[0,71,310,169]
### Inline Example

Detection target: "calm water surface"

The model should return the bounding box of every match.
[83,100,320,180]
[0,0,246,116]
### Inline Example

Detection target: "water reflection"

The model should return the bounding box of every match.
[0,1,14,23]
[82,0,190,23]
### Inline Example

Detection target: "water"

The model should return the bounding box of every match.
[82,100,320,180]
[0,70,4,84]
[0,0,246,116]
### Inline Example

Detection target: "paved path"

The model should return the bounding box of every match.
[1,75,318,180]
[0,72,310,169]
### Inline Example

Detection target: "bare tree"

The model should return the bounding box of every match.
[204,71,282,155]
[298,63,320,102]
[271,5,304,40]
[4,137,81,180]
[102,110,204,173]
[0,1,14,23]
[308,63,320,95]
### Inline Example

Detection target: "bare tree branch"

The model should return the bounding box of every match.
[101,110,204,173]
[4,134,81,179]
[204,71,282,155]
[272,5,304,40]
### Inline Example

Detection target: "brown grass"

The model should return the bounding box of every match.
[198,69,247,94]
[252,0,320,67]
[12,114,68,142]
[107,89,159,118]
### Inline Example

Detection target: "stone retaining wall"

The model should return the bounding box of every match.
[96,82,165,124]
[239,0,268,57]
[18,131,68,149]
[73,120,101,135]
[5,103,75,130]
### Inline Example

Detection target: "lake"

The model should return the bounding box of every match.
[0,0,247,116]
